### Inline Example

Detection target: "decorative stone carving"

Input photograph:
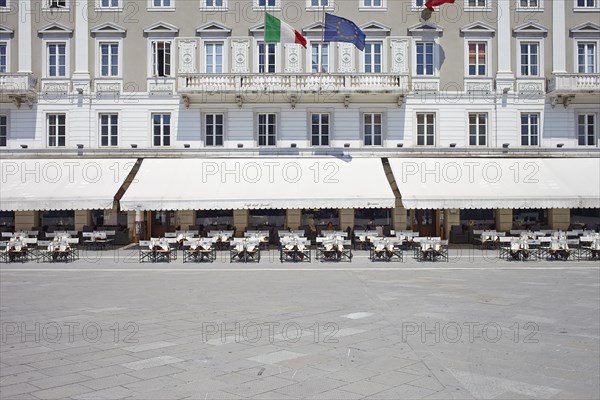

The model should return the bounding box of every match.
[231,39,250,73]
[178,39,197,74]
[338,43,355,73]
[390,38,409,74]
[284,44,301,73]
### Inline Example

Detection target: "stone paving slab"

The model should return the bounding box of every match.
[1,256,599,399]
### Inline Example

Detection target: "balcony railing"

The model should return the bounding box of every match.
[178,73,409,94]
[0,73,37,94]
[548,73,600,93]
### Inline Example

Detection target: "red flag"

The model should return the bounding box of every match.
[425,0,455,11]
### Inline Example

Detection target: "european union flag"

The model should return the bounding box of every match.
[324,13,366,51]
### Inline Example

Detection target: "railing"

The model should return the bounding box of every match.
[178,73,409,93]
[548,73,600,92]
[0,73,37,93]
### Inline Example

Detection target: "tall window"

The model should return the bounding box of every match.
[416,42,434,76]
[364,42,382,73]
[576,0,597,7]
[49,0,67,8]
[0,115,6,147]
[258,113,276,146]
[205,114,224,146]
[99,114,118,147]
[0,43,6,73]
[469,113,487,146]
[363,0,383,6]
[258,0,277,6]
[416,113,435,146]
[578,43,596,74]
[0,0,7,8]
[467,0,487,6]
[100,43,118,77]
[468,42,486,76]
[310,0,328,5]
[364,113,382,146]
[311,113,329,146]
[48,43,66,77]
[47,114,66,147]
[152,114,170,147]
[258,42,276,73]
[205,0,224,6]
[151,41,171,77]
[311,43,328,73]
[578,113,596,146]
[205,43,223,73]
[519,0,539,7]
[152,0,171,7]
[520,113,539,146]
[520,42,539,76]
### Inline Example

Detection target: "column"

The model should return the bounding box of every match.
[74,210,92,231]
[339,209,354,231]
[233,210,248,237]
[393,199,407,231]
[286,209,301,230]
[552,0,567,73]
[18,0,33,72]
[127,211,136,242]
[104,206,118,226]
[15,211,39,231]
[495,209,513,232]
[177,210,195,230]
[443,209,460,241]
[496,0,514,91]
[548,209,570,230]
[72,0,91,92]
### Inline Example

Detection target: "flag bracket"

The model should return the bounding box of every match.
[397,95,405,108]
[290,94,298,109]
[235,94,243,108]
[343,95,350,108]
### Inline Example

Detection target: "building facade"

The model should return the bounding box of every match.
[1,0,599,240]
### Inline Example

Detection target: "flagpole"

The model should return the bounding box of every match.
[319,5,326,91]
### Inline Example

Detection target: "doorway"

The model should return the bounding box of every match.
[411,209,440,237]
[149,211,176,238]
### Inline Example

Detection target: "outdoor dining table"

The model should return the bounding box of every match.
[182,238,216,263]
[500,237,540,261]
[316,235,352,262]
[230,238,261,263]
[279,236,311,262]
[139,238,177,263]
[1,236,38,263]
[370,238,403,262]
[37,237,79,263]
[414,238,448,262]
[208,230,234,250]
[83,231,115,250]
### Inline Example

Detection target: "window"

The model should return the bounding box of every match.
[578,43,596,73]
[99,114,118,147]
[466,0,487,7]
[48,0,67,8]
[416,113,435,146]
[520,42,539,76]
[205,42,223,73]
[362,0,383,7]
[151,0,171,7]
[99,0,119,7]
[364,113,382,146]
[468,42,486,76]
[414,0,425,7]
[151,41,171,77]
[152,114,171,147]
[578,113,596,146]
[311,43,328,73]
[364,42,382,73]
[311,113,329,146]
[0,115,6,147]
[204,0,224,6]
[416,42,434,76]
[205,114,224,146]
[47,43,66,77]
[469,113,487,146]
[309,0,328,6]
[257,0,277,6]
[47,114,66,147]
[258,42,276,73]
[576,0,597,8]
[100,43,119,77]
[0,42,6,73]
[0,0,7,8]
[519,0,539,7]
[520,113,539,146]
[258,113,276,146]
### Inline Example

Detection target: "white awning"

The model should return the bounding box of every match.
[388,157,600,209]
[0,159,137,211]
[120,158,395,211]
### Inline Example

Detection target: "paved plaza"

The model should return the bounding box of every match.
[1,248,599,399]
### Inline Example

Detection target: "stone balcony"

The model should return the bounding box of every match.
[548,73,600,94]
[0,73,37,107]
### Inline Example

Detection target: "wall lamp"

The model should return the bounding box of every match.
[557,143,564,148]
[502,143,510,148]
[76,144,84,149]
[131,144,138,149]
[343,143,350,148]
[237,143,244,148]
[184,144,190,148]
[290,143,297,148]
[397,143,404,148]
[20,144,28,149]
[449,143,456,148]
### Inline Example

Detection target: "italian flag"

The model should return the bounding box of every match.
[265,12,307,48]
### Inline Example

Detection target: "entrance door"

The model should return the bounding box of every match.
[150,211,176,238]
[412,209,439,237]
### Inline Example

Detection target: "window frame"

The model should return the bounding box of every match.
[468,112,488,147]
[256,112,278,147]
[464,0,490,10]
[147,0,175,11]
[309,41,330,73]
[577,112,598,146]
[44,0,69,12]
[151,113,171,147]
[517,40,542,77]
[200,0,227,10]
[256,41,278,73]
[575,41,598,74]
[306,0,333,11]
[97,41,121,78]
[45,42,68,78]
[0,114,7,147]
[415,41,436,76]
[574,0,599,11]
[96,0,122,10]
[363,41,384,73]
[309,112,331,147]
[362,112,384,147]
[415,112,436,147]
[47,113,67,148]
[149,39,173,77]
[516,0,543,11]
[203,112,225,147]
[203,41,225,74]
[0,41,8,73]
[254,0,281,11]
[466,41,488,77]
[99,113,119,147]
[0,0,10,12]
[520,112,541,147]
[359,0,387,11]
